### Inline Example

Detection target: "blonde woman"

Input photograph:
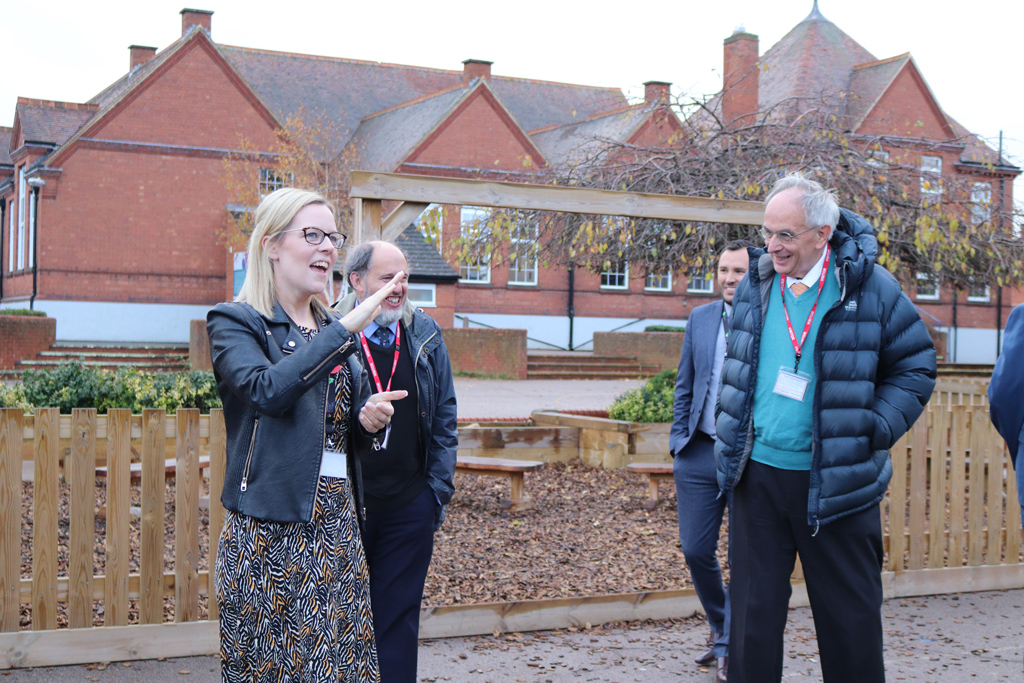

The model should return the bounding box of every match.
[207,188,404,682]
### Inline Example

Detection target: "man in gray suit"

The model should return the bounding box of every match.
[669,239,751,681]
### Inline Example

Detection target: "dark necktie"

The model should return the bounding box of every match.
[373,327,391,348]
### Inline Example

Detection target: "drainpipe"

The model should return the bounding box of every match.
[0,198,5,302]
[26,177,46,311]
[567,264,575,351]
[951,288,958,363]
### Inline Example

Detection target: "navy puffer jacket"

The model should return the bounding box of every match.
[715,208,937,526]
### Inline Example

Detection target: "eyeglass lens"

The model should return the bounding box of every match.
[303,228,346,248]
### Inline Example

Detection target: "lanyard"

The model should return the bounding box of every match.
[721,306,731,337]
[779,245,830,373]
[359,325,401,393]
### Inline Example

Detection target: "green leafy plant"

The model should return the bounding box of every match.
[607,369,676,423]
[12,360,221,414]
[644,325,686,333]
[0,308,46,317]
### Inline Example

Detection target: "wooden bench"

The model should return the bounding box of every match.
[96,456,211,518]
[455,455,545,512]
[626,462,674,510]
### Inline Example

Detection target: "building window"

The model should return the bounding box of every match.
[967,281,990,303]
[916,272,939,301]
[645,270,672,292]
[687,267,714,294]
[7,197,14,272]
[600,261,628,289]
[407,283,436,307]
[259,168,291,196]
[920,156,942,204]
[459,206,490,283]
[418,203,443,251]
[16,167,26,271]
[866,150,890,193]
[508,221,538,286]
[971,182,992,224]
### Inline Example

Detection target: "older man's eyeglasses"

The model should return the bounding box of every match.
[282,227,347,249]
[758,225,819,245]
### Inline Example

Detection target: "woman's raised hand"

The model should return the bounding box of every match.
[340,271,405,333]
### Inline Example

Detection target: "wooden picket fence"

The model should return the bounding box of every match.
[0,385,1022,667]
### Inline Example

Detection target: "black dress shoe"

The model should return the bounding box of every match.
[694,646,716,665]
[716,656,728,682]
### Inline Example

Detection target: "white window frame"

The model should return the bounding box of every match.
[418,203,443,252]
[7,196,14,272]
[916,272,939,301]
[687,267,714,294]
[459,206,491,284]
[920,155,942,204]
[967,281,990,303]
[407,283,437,308]
[507,220,538,286]
[971,182,992,224]
[645,269,672,292]
[16,167,26,271]
[600,261,629,290]
[259,167,292,196]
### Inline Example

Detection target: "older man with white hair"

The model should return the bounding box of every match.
[715,174,937,683]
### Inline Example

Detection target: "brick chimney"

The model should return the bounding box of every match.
[180,8,213,37]
[722,30,759,128]
[129,45,157,71]
[643,81,671,105]
[462,59,493,83]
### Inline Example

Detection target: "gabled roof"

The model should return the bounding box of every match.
[531,104,658,167]
[345,86,471,172]
[845,54,909,129]
[0,127,13,166]
[757,4,876,118]
[395,225,459,282]
[218,45,626,161]
[13,100,97,148]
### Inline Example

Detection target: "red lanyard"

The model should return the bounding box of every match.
[359,325,401,393]
[779,245,830,372]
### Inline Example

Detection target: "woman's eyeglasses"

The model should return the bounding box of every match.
[282,227,347,249]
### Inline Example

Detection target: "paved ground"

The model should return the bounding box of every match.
[3,589,1020,681]
[453,378,645,421]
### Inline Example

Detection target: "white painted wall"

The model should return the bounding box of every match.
[946,327,1000,364]
[1,300,213,343]
[454,312,686,350]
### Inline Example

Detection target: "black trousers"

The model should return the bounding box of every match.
[361,486,438,683]
[729,460,885,683]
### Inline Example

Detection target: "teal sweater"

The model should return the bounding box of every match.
[750,259,840,470]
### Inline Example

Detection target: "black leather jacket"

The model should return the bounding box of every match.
[206,301,374,523]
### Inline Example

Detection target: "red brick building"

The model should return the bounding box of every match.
[1,6,1017,361]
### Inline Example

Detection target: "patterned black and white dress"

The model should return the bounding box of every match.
[216,323,379,682]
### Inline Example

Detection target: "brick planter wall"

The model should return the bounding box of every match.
[0,315,56,370]
[593,331,684,372]
[444,328,528,379]
[189,319,212,371]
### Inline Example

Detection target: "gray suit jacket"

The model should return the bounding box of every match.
[669,299,725,457]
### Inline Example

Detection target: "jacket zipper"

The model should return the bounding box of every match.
[240,416,259,491]
[303,346,344,382]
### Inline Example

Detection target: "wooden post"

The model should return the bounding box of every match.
[175,410,200,623]
[362,199,383,241]
[140,409,166,624]
[0,409,23,632]
[207,410,227,620]
[984,418,1004,565]
[32,408,59,631]
[105,409,131,626]
[887,432,908,571]
[928,406,949,568]
[1007,458,1022,562]
[967,407,985,566]
[948,406,967,567]
[908,412,928,570]
[67,409,97,629]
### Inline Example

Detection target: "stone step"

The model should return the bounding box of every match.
[18,359,187,371]
[527,370,655,380]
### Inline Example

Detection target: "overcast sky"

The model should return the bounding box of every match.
[4,0,1022,200]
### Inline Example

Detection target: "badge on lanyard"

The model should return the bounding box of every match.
[773,366,812,402]
[775,246,830,402]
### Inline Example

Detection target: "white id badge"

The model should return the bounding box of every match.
[773,366,811,402]
[318,450,348,479]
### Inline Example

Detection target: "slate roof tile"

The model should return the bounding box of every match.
[0,127,12,166]
[395,224,458,281]
[15,101,97,148]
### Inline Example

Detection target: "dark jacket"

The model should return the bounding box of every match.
[670,298,725,456]
[989,303,1024,504]
[207,301,374,524]
[336,295,459,529]
[715,208,937,526]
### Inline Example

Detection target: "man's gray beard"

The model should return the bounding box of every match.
[374,303,404,327]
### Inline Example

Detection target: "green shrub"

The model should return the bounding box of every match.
[0,308,46,317]
[13,360,221,413]
[607,368,676,423]
[644,325,685,333]
[0,383,31,410]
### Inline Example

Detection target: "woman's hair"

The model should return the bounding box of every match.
[235,187,335,318]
